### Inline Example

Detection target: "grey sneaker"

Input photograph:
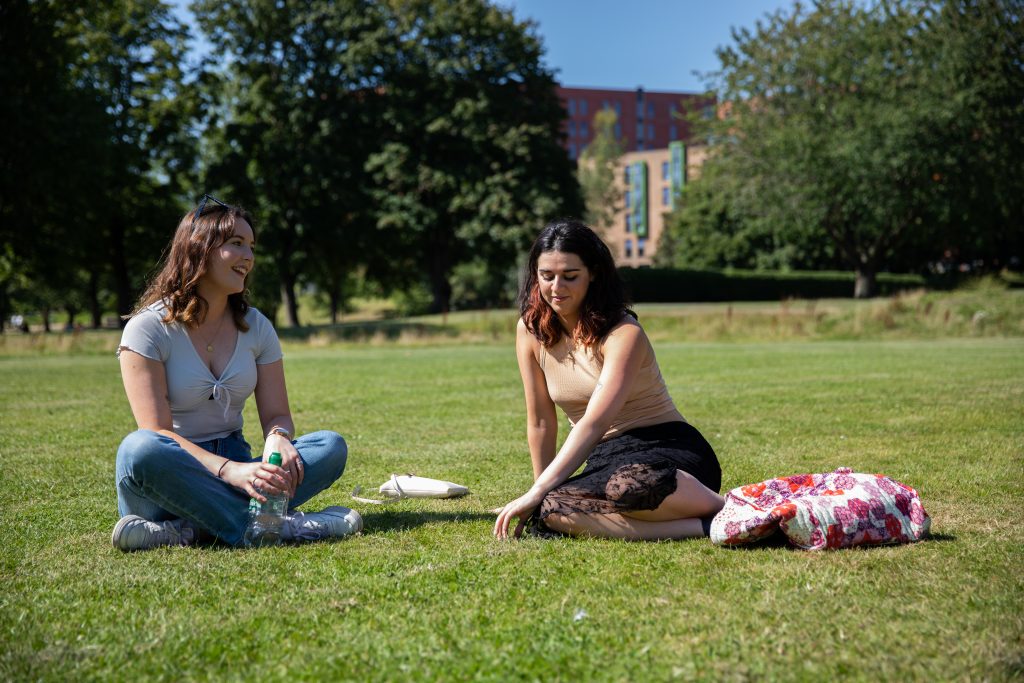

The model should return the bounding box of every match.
[284,506,363,543]
[112,515,196,551]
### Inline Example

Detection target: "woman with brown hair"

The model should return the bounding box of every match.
[112,195,361,550]
[494,219,724,540]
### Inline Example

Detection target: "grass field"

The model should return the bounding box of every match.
[1,324,1022,679]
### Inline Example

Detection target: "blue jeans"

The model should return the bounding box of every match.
[116,429,348,546]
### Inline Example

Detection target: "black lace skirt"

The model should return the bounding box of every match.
[529,421,721,533]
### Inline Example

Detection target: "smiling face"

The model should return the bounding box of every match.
[537,250,593,328]
[200,217,255,297]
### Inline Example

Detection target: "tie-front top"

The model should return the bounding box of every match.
[117,302,283,442]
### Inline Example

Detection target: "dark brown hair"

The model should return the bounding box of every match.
[519,218,633,348]
[132,202,255,331]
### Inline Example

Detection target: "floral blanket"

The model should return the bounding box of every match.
[710,467,931,550]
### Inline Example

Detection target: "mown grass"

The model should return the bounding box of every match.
[1,329,1022,680]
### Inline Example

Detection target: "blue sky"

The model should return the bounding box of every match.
[501,0,795,93]
[173,1,796,93]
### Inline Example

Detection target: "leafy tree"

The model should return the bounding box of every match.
[0,0,109,329]
[60,1,197,319]
[663,0,1023,296]
[195,0,388,326]
[577,108,626,239]
[366,0,582,313]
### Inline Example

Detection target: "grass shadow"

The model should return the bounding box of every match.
[277,320,458,343]
[359,510,496,534]
[719,530,955,551]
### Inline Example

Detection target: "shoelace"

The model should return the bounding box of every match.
[149,520,193,546]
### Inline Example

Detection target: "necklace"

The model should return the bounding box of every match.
[198,311,227,353]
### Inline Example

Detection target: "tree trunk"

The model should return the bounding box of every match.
[329,289,339,325]
[429,273,451,315]
[0,283,8,333]
[42,305,51,333]
[854,268,877,299]
[110,217,132,326]
[89,270,103,329]
[427,241,451,315]
[65,305,77,329]
[280,280,300,328]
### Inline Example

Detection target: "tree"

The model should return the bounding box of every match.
[577,108,626,238]
[663,0,1023,296]
[62,1,197,319]
[196,0,389,326]
[366,0,582,313]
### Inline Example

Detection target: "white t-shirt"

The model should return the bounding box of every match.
[117,302,283,442]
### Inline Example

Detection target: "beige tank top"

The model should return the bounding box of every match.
[539,320,685,441]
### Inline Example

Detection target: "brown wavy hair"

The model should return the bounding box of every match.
[132,201,255,331]
[519,219,634,349]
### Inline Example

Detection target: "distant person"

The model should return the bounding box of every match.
[494,219,724,540]
[113,194,361,551]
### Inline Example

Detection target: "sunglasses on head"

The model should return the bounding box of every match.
[190,194,230,233]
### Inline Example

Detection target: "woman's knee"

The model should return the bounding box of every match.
[116,430,175,478]
[304,430,348,478]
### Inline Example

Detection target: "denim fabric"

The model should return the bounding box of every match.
[116,429,348,546]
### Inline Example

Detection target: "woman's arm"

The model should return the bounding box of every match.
[515,320,558,479]
[254,359,301,496]
[119,351,289,502]
[495,320,649,538]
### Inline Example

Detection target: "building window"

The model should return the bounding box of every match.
[648,123,654,139]
[625,215,632,233]
[670,124,678,140]
[637,123,644,140]
[567,99,575,116]
[602,99,610,110]
[637,238,645,257]
[614,122,621,138]
[580,100,588,115]
[648,102,655,118]
[636,101,644,118]
[568,120,576,136]
[661,161,669,180]
[614,101,622,115]
[625,239,633,258]
[568,143,577,159]
[637,141,645,151]
[662,186,670,205]
[580,122,588,138]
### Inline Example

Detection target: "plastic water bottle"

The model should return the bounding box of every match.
[243,452,289,547]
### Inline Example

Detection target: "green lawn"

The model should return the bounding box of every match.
[1,337,1022,681]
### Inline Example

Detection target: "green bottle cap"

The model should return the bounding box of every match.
[269,452,283,466]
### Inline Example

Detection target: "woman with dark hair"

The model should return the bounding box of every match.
[112,195,361,550]
[494,219,724,540]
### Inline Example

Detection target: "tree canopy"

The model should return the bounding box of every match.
[2,0,580,328]
[659,0,1024,296]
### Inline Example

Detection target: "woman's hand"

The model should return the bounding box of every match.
[221,460,291,504]
[264,433,302,497]
[493,488,546,540]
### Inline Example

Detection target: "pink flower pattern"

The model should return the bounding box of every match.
[710,467,931,550]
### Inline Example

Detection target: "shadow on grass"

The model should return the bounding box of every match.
[277,320,457,342]
[721,531,956,551]
[359,510,496,534]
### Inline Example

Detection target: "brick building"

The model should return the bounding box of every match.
[556,85,712,160]
[602,142,709,267]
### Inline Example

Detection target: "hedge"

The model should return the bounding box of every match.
[618,267,929,303]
